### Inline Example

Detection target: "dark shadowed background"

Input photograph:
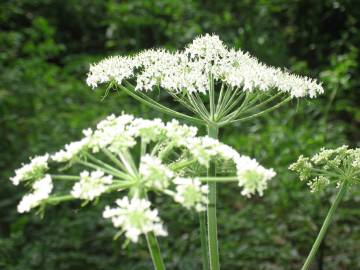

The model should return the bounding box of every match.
[1,0,359,269]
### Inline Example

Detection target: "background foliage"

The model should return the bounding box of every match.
[1,0,359,269]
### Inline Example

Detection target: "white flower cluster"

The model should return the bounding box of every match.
[71,170,113,200]
[12,113,276,219]
[17,175,53,213]
[52,139,89,162]
[173,177,208,211]
[103,196,167,243]
[11,154,49,185]
[139,155,174,190]
[51,114,135,162]
[235,156,276,197]
[184,136,276,197]
[87,34,323,98]
[49,114,275,197]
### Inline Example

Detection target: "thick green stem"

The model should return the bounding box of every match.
[199,176,238,182]
[200,211,210,270]
[301,181,348,270]
[207,125,220,270]
[146,232,166,270]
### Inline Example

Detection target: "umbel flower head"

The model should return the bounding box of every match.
[87,34,324,126]
[11,114,275,242]
[103,196,167,243]
[289,145,360,192]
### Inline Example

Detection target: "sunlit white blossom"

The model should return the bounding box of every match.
[103,196,167,243]
[87,34,323,98]
[11,154,49,185]
[235,156,276,197]
[71,170,113,200]
[17,174,53,213]
[164,119,198,145]
[14,113,276,218]
[52,138,90,162]
[139,155,174,190]
[131,118,166,143]
[173,177,208,211]
[87,114,136,153]
[185,137,219,166]
[86,56,135,88]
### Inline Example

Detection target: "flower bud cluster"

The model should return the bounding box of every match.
[289,146,360,192]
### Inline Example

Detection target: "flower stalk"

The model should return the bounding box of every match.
[146,230,166,270]
[200,211,210,270]
[301,181,348,270]
[206,124,220,270]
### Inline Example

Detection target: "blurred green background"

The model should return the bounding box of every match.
[1,0,359,269]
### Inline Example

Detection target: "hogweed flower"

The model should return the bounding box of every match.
[290,146,360,270]
[103,196,167,243]
[10,154,49,185]
[71,170,113,200]
[87,34,324,127]
[172,177,209,212]
[17,174,53,213]
[139,155,174,190]
[11,114,275,243]
[87,34,322,269]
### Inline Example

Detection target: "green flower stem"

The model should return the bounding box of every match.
[145,232,166,270]
[124,149,139,173]
[106,181,134,192]
[76,159,129,180]
[217,91,245,120]
[118,151,137,176]
[140,138,147,157]
[246,92,283,112]
[207,124,220,270]
[200,211,210,270]
[158,142,175,160]
[45,195,74,204]
[120,83,204,126]
[199,177,238,182]
[86,153,130,179]
[227,96,292,125]
[51,175,80,180]
[102,149,127,172]
[170,159,197,171]
[301,181,348,270]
